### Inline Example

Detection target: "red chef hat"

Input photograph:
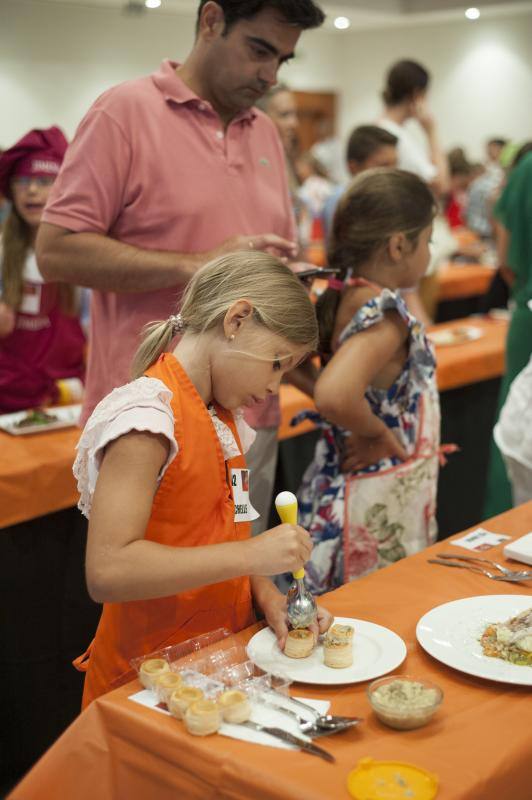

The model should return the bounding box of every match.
[0,126,68,198]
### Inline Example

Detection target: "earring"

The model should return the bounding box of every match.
[229,334,235,342]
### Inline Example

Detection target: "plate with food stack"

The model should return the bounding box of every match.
[416,595,532,686]
[428,325,483,347]
[247,616,406,685]
[0,404,81,435]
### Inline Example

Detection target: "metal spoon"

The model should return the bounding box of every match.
[275,491,318,629]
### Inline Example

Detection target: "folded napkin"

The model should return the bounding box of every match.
[504,532,532,566]
[129,690,330,750]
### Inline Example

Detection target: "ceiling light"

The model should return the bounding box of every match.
[465,7,480,19]
[334,16,351,30]
[145,0,161,8]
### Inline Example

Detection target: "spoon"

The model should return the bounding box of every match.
[275,491,318,630]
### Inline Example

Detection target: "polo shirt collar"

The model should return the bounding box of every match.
[152,59,257,123]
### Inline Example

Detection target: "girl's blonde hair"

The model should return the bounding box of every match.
[2,206,76,313]
[131,251,318,379]
[318,168,435,354]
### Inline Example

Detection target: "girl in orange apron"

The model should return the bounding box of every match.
[73,251,332,706]
[296,168,444,594]
[0,127,85,412]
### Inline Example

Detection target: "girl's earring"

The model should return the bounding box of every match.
[229,334,235,342]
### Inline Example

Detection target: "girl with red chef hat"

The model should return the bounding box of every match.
[0,127,85,412]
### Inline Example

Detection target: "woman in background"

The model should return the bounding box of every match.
[0,127,85,412]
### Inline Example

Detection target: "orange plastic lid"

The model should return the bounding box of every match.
[347,757,439,800]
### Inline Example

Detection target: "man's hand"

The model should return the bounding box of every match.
[207,233,298,262]
[341,427,408,473]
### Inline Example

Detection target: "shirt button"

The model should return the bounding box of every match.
[215,131,224,140]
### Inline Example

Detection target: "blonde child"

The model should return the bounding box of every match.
[73,251,332,706]
[0,127,85,411]
[296,169,439,594]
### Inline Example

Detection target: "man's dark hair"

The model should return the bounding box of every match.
[382,60,430,106]
[346,125,398,164]
[488,138,507,148]
[196,0,325,35]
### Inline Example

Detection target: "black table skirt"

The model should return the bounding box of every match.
[0,509,100,790]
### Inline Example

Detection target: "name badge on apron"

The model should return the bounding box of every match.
[230,468,259,522]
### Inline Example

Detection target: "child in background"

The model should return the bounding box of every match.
[296,169,439,594]
[0,127,85,411]
[73,251,332,706]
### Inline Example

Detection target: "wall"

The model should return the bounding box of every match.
[2,0,532,160]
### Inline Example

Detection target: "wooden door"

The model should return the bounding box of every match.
[292,91,337,153]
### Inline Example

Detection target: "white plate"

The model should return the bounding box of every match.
[416,595,532,686]
[247,616,406,686]
[428,325,483,347]
[429,325,484,347]
[0,404,81,436]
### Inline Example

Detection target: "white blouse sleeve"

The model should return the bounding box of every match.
[73,377,178,518]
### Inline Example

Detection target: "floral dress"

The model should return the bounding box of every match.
[295,288,440,595]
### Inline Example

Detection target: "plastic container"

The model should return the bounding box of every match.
[367,675,443,730]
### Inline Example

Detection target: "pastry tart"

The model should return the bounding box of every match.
[154,671,183,704]
[323,624,354,668]
[168,685,204,719]
[139,658,170,689]
[328,624,354,643]
[284,628,314,659]
[184,700,222,736]
[218,689,251,723]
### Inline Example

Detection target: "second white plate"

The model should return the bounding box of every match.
[416,595,532,686]
[247,616,406,685]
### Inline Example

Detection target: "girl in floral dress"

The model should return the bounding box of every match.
[296,168,439,594]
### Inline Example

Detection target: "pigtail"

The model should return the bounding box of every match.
[131,318,178,380]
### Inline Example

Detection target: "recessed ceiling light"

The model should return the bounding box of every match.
[334,16,351,30]
[145,0,161,8]
[465,7,480,19]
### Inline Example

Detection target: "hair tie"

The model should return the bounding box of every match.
[327,277,345,292]
[168,313,184,336]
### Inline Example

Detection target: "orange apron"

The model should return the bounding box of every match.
[75,353,255,707]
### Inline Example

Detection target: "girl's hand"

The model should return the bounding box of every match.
[0,301,16,338]
[341,428,408,473]
[265,595,334,651]
[248,524,312,576]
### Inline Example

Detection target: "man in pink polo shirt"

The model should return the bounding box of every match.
[37,0,325,531]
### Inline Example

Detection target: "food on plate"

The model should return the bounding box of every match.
[480,607,532,666]
[367,676,442,730]
[184,699,222,736]
[218,689,251,723]
[138,657,171,689]
[154,671,183,704]
[14,408,58,428]
[429,326,478,346]
[284,628,314,659]
[168,685,204,719]
[323,624,354,668]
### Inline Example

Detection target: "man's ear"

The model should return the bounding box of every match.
[198,1,225,40]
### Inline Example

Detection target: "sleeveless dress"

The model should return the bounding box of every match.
[295,287,440,595]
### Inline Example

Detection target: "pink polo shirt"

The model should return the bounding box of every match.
[43,60,296,427]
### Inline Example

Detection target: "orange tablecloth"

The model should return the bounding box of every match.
[10,503,532,800]
[0,427,80,528]
[280,316,508,440]
[436,263,494,302]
